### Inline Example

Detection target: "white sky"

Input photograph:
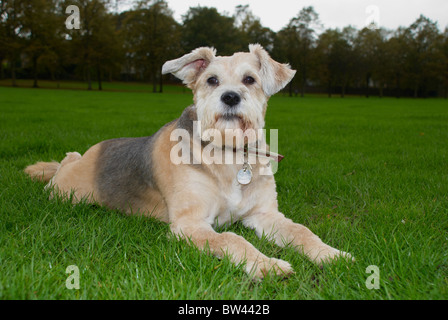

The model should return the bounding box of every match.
[134,0,448,32]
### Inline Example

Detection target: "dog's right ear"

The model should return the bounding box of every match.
[162,47,216,88]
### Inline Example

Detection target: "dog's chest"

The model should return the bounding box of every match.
[213,178,253,226]
[224,181,243,211]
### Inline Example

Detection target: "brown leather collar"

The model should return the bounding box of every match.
[226,145,284,163]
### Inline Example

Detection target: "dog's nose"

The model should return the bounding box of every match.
[221,91,241,107]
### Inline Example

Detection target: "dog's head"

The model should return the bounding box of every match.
[162,44,296,146]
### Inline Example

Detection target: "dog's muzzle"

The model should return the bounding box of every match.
[221,91,241,108]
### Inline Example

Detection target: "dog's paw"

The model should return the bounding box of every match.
[247,257,295,279]
[310,247,354,265]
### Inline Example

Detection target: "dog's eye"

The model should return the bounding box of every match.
[243,76,255,85]
[207,77,219,86]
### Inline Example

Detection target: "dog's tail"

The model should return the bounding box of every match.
[24,152,82,183]
[24,161,60,182]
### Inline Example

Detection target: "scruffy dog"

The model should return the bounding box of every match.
[25,44,350,279]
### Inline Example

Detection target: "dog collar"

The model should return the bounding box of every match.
[228,145,284,163]
[244,146,284,163]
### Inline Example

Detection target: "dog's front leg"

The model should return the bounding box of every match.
[170,218,294,279]
[243,211,352,264]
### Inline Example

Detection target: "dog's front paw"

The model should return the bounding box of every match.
[309,246,354,265]
[247,257,295,279]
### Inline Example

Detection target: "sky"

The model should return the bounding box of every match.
[123,0,448,32]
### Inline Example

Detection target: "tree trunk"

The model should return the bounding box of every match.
[97,65,102,91]
[87,68,92,90]
[0,58,4,79]
[300,73,306,98]
[32,55,38,88]
[395,75,401,98]
[11,59,17,87]
[151,63,157,93]
[159,69,163,93]
[152,74,157,93]
[365,74,370,98]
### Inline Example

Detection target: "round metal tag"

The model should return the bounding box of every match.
[237,167,252,185]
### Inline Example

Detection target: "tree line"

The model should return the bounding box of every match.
[1,0,447,98]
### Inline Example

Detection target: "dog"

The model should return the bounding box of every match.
[25,44,351,279]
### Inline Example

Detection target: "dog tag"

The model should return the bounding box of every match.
[237,162,252,185]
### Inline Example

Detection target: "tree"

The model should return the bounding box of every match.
[441,28,448,98]
[405,15,442,97]
[279,6,321,97]
[372,29,392,98]
[0,0,6,79]
[234,5,275,51]
[0,0,26,86]
[354,27,388,97]
[122,0,180,92]
[91,11,123,90]
[315,27,356,97]
[21,0,63,88]
[65,0,120,90]
[385,27,409,98]
[181,6,243,56]
[272,28,295,96]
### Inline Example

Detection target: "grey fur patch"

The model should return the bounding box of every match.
[176,106,208,171]
[95,135,156,212]
[177,105,197,135]
[95,107,207,212]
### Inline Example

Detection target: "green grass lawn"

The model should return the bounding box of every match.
[0,85,447,300]
[0,79,188,93]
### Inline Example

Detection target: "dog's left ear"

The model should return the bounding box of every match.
[249,44,296,96]
[162,47,216,88]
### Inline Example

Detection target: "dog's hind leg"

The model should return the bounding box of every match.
[26,146,100,204]
[47,146,102,203]
[45,152,82,189]
[59,152,82,167]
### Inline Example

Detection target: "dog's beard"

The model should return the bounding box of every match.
[197,99,265,148]
[215,113,251,131]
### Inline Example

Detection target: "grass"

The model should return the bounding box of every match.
[0,79,188,93]
[0,84,447,300]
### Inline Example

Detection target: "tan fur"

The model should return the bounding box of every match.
[25,45,352,280]
[47,147,100,202]
[24,161,60,182]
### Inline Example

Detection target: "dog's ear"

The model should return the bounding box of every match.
[162,47,216,88]
[249,44,296,96]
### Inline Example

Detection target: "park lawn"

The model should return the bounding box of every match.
[0,85,447,300]
[0,79,187,93]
